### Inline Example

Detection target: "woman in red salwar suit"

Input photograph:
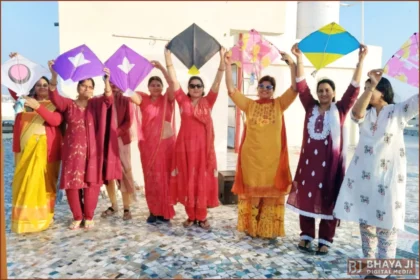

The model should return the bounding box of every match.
[47,60,114,230]
[165,47,226,230]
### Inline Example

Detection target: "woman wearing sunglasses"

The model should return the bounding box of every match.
[47,60,114,230]
[165,46,226,230]
[224,49,297,239]
[8,52,63,233]
[286,43,367,255]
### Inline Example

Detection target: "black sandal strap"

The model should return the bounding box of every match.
[108,207,115,212]
[124,209,130,213]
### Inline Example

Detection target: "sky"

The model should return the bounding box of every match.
[1,1,419,98]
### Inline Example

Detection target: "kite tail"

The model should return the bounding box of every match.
[311,70,318,78]
[188,65,200,75]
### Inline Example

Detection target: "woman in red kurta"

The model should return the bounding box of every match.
[165,47,226,229]
[9,71,63,233]
[131,59,176,223]
[47,60,114,230]
[286,43,366,255]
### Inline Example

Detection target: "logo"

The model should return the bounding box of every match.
[348,259,416,276]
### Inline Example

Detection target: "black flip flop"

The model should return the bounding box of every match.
[298,240,313,253]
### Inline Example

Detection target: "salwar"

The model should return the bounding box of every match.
[12,135,59,234]
[237,196,285,238]
[185,205,207,221]
[66,186,101,221]
[360,224,398,259]
[299,215,338,246]
[106,180,131,210]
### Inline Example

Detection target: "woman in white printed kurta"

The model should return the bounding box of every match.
[334,72,419,262]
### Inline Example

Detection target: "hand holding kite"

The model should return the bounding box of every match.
[358,44,368,63]
[1,53,50,96]
[367,69,384,88]
[22,96,40,110]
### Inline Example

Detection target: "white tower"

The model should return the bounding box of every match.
[296,1,341,39]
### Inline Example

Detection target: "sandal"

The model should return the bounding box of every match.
[198,220,211,230]
[157,216,170,222]
[316,244,329,255]
[101,206,116,218]
[297,240,313,253]
[123,209,132,221]
[68,220,82,230]
[146,214,157,224]
[183,219,195,228]
[84,220,95,229]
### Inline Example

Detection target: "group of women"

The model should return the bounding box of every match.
[9,40,418,267]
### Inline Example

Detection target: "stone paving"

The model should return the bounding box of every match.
[2,135,419,279]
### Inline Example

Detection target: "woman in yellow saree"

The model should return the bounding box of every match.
[11,76,63,234]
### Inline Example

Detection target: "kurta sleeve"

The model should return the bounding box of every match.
[174,88,189,105]
[48,88,73,112]
[395,94,419,125]
[336,80,360,115]
[296,78,317,112]
[229,89,252,112]
[350,109,367,124]
[35,105,63,127]
[205,90,218,108]
[277,86,298,111]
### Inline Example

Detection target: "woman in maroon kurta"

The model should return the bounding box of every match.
[47,60,114,230]
[286,43,367,254]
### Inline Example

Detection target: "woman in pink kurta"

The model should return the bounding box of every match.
[48,60,114,230]
[286,44,366,255]
[165,47,226,229]
[130,60,176,223]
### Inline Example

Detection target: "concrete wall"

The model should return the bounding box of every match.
[58,1,383,171]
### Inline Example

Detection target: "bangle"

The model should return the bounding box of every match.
[50,82,57,86]
[166,64,173,68]
[218,68,225,72]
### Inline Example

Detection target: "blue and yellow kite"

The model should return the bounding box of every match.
[299,22,360,75]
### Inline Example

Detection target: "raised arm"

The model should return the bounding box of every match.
[151,59,174,101]
[47,60,72,112]
[8,89,19,101]
[224,51,251,112]
[351,69,383,121]
[395,93,419,124]
[210,47,226,93]
[164,45,180,91]
[291,43,316,111]
[336,45,368,114]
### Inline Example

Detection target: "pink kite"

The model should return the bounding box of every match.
[229,29,280,79]
[384,32,419,88]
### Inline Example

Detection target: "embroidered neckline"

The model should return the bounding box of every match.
[307,106,330,140]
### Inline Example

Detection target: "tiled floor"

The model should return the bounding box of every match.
[3,136,419,279]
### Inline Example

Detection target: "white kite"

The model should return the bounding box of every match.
[1,54,50,96]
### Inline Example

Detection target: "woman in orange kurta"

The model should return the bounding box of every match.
[166,47,226,229]
[225,51,297,238]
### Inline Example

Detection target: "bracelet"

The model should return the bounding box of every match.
[50,82,57,86]
[166,64,173,68]
[218,68,225,71]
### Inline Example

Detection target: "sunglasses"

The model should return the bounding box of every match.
[36,84,49,88]
[189,84,203,89]
[258,84,274,90]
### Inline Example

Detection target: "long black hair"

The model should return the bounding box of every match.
[366,77,395,109]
